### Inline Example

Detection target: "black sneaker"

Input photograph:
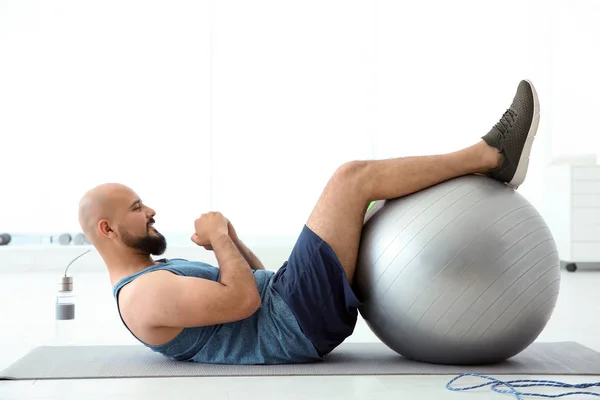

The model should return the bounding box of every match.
[482,80,540,189]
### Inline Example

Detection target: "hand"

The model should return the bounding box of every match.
[191,212,229,250]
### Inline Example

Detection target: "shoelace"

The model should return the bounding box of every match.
[495,108,517,136]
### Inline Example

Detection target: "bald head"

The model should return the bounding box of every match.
[78,183,136,242]
[78,183,166,256]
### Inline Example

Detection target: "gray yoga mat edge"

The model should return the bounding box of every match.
[2,341,600,380]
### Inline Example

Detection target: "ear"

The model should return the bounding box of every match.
[98,219,116,239]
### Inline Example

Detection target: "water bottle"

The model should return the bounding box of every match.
[53,250,90,345]
[56,276,75,320]
[54,276,76,345]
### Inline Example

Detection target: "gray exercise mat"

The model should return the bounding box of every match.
[2,341,600,380]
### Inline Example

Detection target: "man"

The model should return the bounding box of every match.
[78,80,539,364]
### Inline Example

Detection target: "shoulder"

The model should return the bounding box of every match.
[116,270,185,346]
[117,269,174,312]
[117,268,190,334]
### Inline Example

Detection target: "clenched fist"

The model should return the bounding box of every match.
[191,211,229,250]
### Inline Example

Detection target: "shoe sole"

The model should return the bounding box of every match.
[508,79,540,189]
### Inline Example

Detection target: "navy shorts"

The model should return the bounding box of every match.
[272,225,363,356]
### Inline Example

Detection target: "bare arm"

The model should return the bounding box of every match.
[212,233,261,289]
[234,238,265,270]
[228,221,265,270]
[139,233,262,328]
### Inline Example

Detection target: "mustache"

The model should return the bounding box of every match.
[147,218,155,226]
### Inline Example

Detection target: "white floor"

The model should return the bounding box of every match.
[1,268,599,400]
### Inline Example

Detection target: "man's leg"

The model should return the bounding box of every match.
[306,80,540,284]
[306,141,499,283]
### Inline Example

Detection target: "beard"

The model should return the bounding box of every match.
[119,224,167,256]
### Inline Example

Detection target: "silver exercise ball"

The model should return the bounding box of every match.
[355,174,561,365]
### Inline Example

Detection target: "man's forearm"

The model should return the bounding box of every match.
[233,238,265,270]
[211,234,261,301]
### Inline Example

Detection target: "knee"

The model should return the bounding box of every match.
[331,161,369,191]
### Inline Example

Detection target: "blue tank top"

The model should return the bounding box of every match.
[112,258,321,364]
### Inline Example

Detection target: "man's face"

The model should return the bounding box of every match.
[116,196,167,256]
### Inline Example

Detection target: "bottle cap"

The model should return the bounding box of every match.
[58,276,73,292]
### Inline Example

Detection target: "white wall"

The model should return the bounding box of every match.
[549,0,600,158]
[0,0,212,234]
[1,0,599,241]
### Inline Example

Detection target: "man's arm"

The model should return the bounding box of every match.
[234,238,265,270]
[228,221,265,270]
[139,233,262,328]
